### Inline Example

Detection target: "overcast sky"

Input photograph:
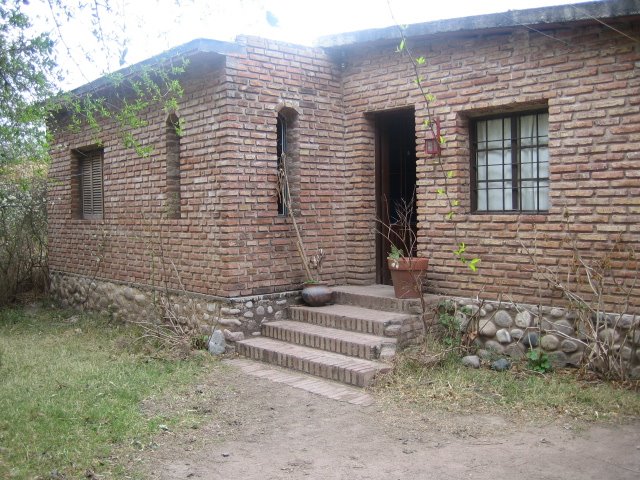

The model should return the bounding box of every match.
[28,0,590,89]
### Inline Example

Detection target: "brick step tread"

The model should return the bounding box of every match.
[226,359,375,406]
[263,320,396,359]
[288,304,411,336]
[331,285,441,314]
[236,337,390,387]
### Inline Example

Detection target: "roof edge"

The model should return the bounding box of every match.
[316,0,640,48]
[72,38,245,96]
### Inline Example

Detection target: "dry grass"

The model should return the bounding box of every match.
[374,347,640,424]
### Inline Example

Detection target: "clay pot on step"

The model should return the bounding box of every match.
[388,257,429,299]
[301,282,332,307]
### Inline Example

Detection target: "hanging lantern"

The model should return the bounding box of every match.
[424,118,441,156]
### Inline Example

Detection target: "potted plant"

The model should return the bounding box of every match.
[387,244,429,299]
[377,197,429,299]
[278,153,332,307]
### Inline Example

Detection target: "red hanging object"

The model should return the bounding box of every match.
[424,118,441,156]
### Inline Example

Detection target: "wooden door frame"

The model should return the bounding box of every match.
[374,108,416,285]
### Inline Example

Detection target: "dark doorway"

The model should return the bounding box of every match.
[375,108,417,285]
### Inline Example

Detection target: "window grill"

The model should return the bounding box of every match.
[471,111,549,213]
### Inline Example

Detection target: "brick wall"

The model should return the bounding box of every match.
[49,40,351,298]
[49,57,231,295]
[338,19,640,310]
[214,36,349,296]
[49,18,640,311]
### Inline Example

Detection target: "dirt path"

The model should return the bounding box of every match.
[138,362,640,480]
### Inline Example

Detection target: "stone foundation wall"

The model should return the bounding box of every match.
[452,297,640,377]
[50,272,300,341]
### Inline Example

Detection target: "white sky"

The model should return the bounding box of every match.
[27,0,589,89]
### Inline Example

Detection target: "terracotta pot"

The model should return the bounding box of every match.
[387,257,429,299]
[301,282,333,307]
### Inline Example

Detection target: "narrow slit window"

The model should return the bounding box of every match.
[166,114,181,218]
[277,113,288,216]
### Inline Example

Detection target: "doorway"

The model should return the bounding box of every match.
[375,108,417,285]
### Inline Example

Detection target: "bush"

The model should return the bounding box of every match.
[0,165,48,304]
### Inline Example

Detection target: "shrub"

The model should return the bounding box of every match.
[0,164,48,304]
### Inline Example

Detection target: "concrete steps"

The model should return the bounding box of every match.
[236,285,435,388]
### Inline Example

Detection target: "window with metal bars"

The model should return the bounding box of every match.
[78,149,104,219]
[471,111,549,213]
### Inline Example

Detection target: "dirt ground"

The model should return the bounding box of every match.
[137,361,640,480]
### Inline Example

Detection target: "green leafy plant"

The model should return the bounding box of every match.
[526,349,553,373]
[388,244,404,259]
[436,301,471,349]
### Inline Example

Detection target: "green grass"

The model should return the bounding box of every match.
[0,304,217,479]
[375,349,640,423]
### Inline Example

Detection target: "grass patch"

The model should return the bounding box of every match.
[0,303,218,479]
[374,348,640,423]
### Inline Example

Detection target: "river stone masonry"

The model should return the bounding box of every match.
[50,272,301,338]
[453,298,640,378]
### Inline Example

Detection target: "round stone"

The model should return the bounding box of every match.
[553,320,575,336]
[548,351,568,367]
[630,366,640,380]
[540,318,555,331]
[619,314,639,329]
[521,332,539,348]
[256,306,265,316]
[479,319,497,337]
[491,358,511,371]
[619,346,633,361]
[477,349,493,360]
[496,328,512,344]
[510,328,524,340]
[560,339,579,353]
[550,307,564,318]
[515,311,532,328]
[267,306,274,314]
[541,334,560,351]
[566,352,583,367]
[243,311,254,318]
[483,340,505,354]
[484,303,495,313]
[505,343,525,359]
[208,330,226,355]
[245,301,254,309]
[462,355,480,369]
[598,328,619,344]
[218,318,242,327]
[493,310,513,328]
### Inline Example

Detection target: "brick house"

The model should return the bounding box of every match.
[48,0,640,339]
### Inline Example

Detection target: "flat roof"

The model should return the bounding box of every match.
[316,0,640,48]
[72,38,244,96]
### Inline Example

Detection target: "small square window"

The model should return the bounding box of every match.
[471,111,549,213]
